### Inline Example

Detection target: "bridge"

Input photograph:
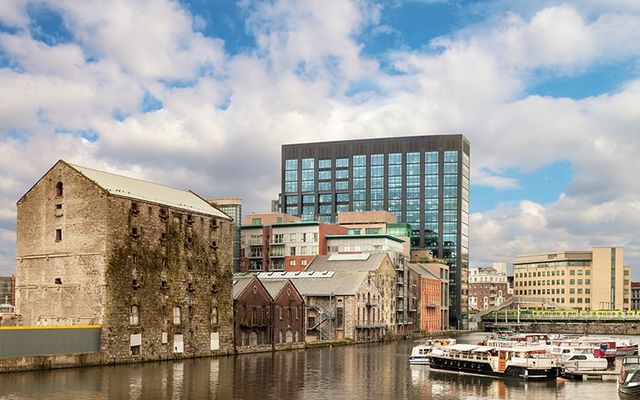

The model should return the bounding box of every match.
[476,296,640,328]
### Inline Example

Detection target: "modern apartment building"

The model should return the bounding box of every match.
[209,198,242,273]
[281,134,470,328]
[513,247,631,310]
[240,218,347,272]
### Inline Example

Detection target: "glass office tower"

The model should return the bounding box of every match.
[281,134,470,328]
[209,198,242,273]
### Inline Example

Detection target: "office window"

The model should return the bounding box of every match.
[353,190,366,201]
[285,159,298,170]
[336,181,348,190]
[319,159,331,169]
[371,154,384,165]
[353,155,366,166]
[425,151,439,163]
[406,152,420,164]
[388,153,401,164]
[319,170,331,180]
[336,158,349,168]
[336,193,349,202]
[444,151,459,162]
[318,182,331,191]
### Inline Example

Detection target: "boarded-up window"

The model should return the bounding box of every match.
[173,334,184,353]
[210,332,220,351]
[211,306,218,325]
[130,305,139,325]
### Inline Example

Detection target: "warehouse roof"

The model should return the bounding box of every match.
[68,162,230,219]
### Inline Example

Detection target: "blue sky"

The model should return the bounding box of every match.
[1,0,640,274]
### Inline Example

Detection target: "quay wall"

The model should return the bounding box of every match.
[527,322,640,335]
[0,329,465,373]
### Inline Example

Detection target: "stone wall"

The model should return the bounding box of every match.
[15,161,108,325]
[102,196,234,362]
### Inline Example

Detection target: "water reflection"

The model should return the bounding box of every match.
[0,338,626,399]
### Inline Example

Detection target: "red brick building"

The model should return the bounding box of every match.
[409,263,449,332]
[233,276,273,350]
[240,219,347,272]
[232,276,305,350]
[262,280,305,345]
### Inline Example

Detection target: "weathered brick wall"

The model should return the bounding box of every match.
[272,281,305,343]
[15,161,108,325]
[234,279,272,347]
[370,257,397,329]
[102,196,234,361]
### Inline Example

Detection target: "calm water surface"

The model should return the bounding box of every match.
[0,333,631,399]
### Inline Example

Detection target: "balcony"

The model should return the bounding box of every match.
[248,253,263,259]
[270,240,285,246]
[270,253,285,258]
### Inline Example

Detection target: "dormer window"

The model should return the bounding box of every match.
[55,182,63,197]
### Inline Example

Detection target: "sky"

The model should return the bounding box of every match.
[1,0,640,276]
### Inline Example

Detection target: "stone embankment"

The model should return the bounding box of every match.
[0,329,471,373]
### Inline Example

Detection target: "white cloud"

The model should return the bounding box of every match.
[0,0,640,277]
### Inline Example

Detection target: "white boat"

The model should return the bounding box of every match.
[559,352,609,372]
[409,338,456,365]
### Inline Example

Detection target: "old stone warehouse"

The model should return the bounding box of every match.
[14,160,234,362]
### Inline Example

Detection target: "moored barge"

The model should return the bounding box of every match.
[428,344,559,380]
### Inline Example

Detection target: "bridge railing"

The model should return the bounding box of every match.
[481,309,640,321]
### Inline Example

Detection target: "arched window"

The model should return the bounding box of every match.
[249,331,258,346]
[56,182,63,197]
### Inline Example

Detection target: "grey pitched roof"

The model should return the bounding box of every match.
[69,162,230,219]
[260,279,289,299]
[232,277,255,299]
[258,271,368,296]
[306,252,387,272]
[408,263,440,280]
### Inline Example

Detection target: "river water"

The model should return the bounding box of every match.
[0,332,632,399]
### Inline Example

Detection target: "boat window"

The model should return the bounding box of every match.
[631,372,640,383]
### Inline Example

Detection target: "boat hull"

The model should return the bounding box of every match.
[429,356,558,380]
[617,345,638,357]
[409,356,430,366]
[618,384,640,396]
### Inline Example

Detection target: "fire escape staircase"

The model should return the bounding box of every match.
[307,304,335,340]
